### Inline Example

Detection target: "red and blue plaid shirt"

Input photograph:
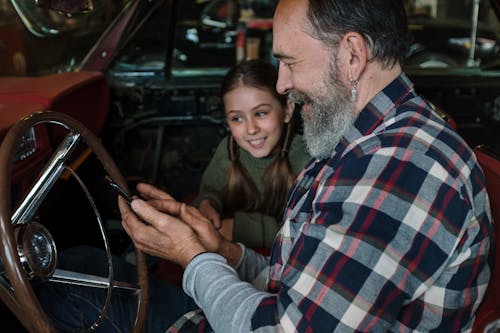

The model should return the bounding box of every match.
[168,73,492,332]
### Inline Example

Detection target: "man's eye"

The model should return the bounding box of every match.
[279,61,294,71]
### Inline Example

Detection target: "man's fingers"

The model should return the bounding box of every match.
[118,196,134,219]
[180,204,221,253]
[136,182,173,200]
[129,199,168,228]
[211,216,222,229]
[119,197,149,240]
[147,199,182,215]
[180,204,214,235]
[181,204,207,226]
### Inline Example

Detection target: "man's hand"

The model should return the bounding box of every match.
[119,197,206,268]
[219,218,234,241]
[136,183,224,252]
[135,182,173,201]
[119,182,242,267]
[198,199,222,229]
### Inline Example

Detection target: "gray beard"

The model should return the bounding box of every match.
[289,79,355,160]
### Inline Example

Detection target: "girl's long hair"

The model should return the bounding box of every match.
[220,59,296,219]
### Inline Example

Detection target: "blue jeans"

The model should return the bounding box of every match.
[36,246,198,333]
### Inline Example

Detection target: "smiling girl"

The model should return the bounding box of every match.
[192,59,310,249]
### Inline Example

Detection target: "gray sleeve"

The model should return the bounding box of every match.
[234,243,270,283]
[183,252,271,333]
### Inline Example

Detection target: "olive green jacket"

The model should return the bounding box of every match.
[191,134,311,248]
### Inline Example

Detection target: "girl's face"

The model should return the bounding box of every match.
[224,85,293,158]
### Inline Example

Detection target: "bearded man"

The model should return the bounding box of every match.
[38,0,493,332]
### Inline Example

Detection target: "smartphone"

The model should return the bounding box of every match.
[104,175,133,205]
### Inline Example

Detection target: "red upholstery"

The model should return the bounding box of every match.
[0,71,110,198]
[0,71,109,137]
[472,145,500,333]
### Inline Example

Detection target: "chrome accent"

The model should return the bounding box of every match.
[16,222,57,279]
[50,269,138,292]
[12,132,81,225]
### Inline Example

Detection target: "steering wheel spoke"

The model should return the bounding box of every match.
[12,132,81,226]
[50,268,140,292]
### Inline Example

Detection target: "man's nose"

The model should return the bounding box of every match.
[276,63,293,95]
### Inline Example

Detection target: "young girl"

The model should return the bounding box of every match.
[192,59,311,249]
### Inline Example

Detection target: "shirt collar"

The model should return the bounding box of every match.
[333,73,417,156]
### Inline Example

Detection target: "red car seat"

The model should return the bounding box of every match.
[472,145,500,333]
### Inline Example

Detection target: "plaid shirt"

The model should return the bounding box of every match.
[167,73,492,332]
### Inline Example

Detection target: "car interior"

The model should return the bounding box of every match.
[0,0,499,332]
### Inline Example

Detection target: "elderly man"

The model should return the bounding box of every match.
[39,0,492,332]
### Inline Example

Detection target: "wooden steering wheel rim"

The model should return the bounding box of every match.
[0,110,149,333]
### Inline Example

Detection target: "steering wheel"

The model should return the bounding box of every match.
[0,111,148,333]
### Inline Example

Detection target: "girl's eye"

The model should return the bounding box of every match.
[255,111,267,118]
[229,115,242,123]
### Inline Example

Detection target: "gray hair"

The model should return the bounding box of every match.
[304,0,410,68]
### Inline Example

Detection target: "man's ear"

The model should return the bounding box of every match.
[340,32,368,81]
[283,99,295,123]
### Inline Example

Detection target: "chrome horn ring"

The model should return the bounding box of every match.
[15,222,57,280]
